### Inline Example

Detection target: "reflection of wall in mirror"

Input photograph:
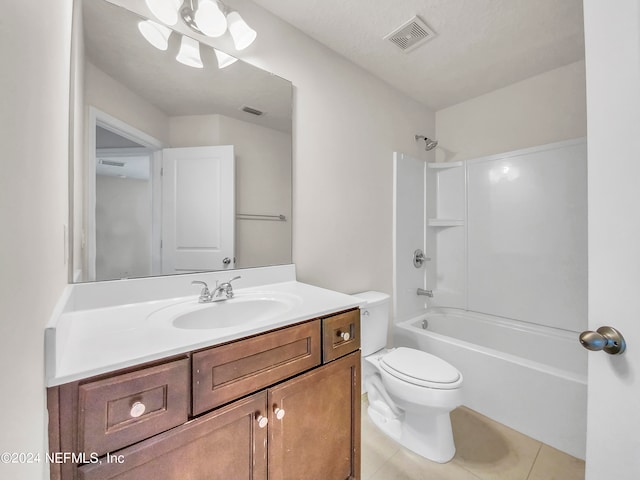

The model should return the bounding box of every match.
[170,115,292,269]
[84,61,291,274]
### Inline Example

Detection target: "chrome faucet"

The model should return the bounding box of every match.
[417,288,433,298]
[191,276,241,303]
[212,276,241,300]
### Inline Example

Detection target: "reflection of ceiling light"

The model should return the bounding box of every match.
[489,163,520,183]
[176,35,203,68]
[227,11,257,50]
[195,0,227,37]
[214,48,238,68]
[145,0,181,26]
[138,20,172,51]
[137,1,255,70]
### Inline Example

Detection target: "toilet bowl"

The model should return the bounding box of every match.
[353,291,463,463]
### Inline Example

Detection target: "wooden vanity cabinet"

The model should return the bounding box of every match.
[77,392,269,480]
[48,309,361,480]
[268,351,360,480]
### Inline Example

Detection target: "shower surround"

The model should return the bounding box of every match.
[392,138,588,458]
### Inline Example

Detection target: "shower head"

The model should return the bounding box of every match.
[415,134,438,151]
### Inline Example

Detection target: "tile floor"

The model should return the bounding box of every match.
[361,397,585,480]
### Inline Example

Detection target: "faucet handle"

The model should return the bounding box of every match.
[228,276,241,284]
[191,280,211,301]
[191,280,209,290]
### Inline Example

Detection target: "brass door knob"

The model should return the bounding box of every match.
[579,326,626,355]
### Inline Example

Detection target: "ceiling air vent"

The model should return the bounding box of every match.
[384,16,436,53]
[241,105,264,116]
[99,159,125,167]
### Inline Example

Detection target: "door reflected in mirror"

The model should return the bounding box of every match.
[72,0,293,282]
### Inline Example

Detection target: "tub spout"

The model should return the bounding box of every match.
[417,288,433,297]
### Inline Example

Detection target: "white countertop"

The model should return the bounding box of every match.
[46,278,361,387]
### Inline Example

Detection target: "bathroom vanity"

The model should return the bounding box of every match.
[45,269,362,480]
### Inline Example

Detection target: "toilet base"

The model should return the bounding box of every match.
[401,410,456,463]
[368,406,456,463]
[367,404,402,442]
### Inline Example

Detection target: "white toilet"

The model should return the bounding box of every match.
[353,291,463,463]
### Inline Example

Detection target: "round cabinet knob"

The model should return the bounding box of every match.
[338,331,351,341]
[579,326,626,355]
[274,407,285,420]
[256,415,268,428]
[129,401,146,418]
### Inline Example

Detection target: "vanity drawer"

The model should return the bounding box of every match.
[192,320,321,415]
[322,308,361,363]
[78,358,190,457]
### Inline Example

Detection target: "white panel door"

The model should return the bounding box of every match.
[161,145,234,274]
[584,1,640,478]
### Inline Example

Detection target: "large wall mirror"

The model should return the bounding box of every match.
[71,0,293,282]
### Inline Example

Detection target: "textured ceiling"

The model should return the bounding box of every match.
[251,0,585,110]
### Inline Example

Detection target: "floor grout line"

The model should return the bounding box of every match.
[524,443,544,480]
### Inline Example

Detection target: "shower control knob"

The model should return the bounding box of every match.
[579,326,626,355]
[413,249,431,268]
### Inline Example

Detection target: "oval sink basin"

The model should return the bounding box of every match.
[148,292,302,331]
[173,297,292,330]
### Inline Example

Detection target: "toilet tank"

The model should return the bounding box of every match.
[352,291,390,356]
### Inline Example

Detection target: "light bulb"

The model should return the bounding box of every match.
[227,11,257,50]
[195,0,227,37]
[145,0,181,26]
[214,49,238,68]
[138,20,172,51]
[176,35,203,68]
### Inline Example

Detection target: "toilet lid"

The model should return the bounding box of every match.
[380,347,462,389]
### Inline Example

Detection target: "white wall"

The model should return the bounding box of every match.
[85,62,171,145]
[0,2,72,480]
[435,60,587,162]
[218,116,292,268]
[225,0,434,295]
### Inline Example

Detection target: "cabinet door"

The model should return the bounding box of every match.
[78,392,268,480]
[268,351,361,480]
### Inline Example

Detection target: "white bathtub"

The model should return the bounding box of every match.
[394,308,587,459]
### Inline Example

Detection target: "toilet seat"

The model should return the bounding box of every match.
[380,347,462,390]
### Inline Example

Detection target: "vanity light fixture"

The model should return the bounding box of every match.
[140,0,251,69]
[144,0,257,50]
[194,0,227,37]
[138,20,172,51]
[226,10,257,50]
[145,0,181,26]
[214,48,238,68]
[176,35,204,68]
